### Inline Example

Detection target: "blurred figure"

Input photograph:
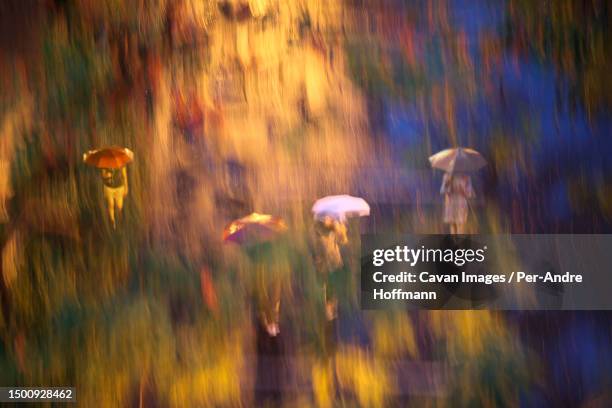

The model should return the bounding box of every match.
[441,172,474,234]
[429,147,485,234]
[83,147,134,229]
[223,213,289,337]
[101,166,128,229]
[313,215,348,321]
[248,240,290,337]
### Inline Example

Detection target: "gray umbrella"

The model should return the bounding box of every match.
[429,147,486,173]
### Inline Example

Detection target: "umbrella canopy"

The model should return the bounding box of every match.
[429,147,486,173]
[312,195,370,222]
[223,212,287,246]
[83,146,134,169]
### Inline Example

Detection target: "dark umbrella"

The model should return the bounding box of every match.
[429,147,486,173]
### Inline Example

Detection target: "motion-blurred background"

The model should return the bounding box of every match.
[0,0,610,406]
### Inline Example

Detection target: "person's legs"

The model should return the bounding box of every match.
[104,187,116,228]
[325,272,339,321]
[257,270,281,337]
[115,187,125,225]
[115,188,124,213]
[324,288,337,321]
[325,299,338,321]
[456,222,466,234]
[267,280,281,336]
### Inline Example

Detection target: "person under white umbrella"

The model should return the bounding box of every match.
[429,148,486,234]
[312,195,370,320]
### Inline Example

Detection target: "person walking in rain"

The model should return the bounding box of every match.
[313,215,348,321]
[429,147,485,234]
[440,172,474,234]
[223,213,290,337]
[83,147,134,229]
[311,195,370,321]
[101,166,128,228]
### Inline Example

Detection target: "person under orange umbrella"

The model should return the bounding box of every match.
[83,146,134,228]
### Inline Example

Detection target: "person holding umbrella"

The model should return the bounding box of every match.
[312,195,370,320]
[312,215,347,321]
[440,172,474,234]
[224,212,289,337]
[83,146,134,228]
[429,147,486,234]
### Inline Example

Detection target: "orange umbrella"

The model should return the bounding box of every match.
[223,212,287,245]
[83,146,134,169]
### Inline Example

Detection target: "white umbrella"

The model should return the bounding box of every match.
[312,195,370,222]
[429,147,486,173]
